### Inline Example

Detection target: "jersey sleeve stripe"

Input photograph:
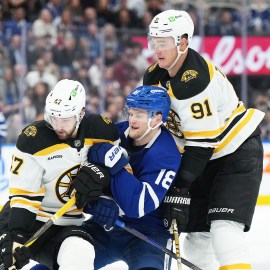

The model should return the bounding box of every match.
[183,103,246,139]
[206,60,215,81]
[85,138,115,145]
[10,198,41,210]
[9,187,46,196]
[34,144,70,156]
[214,109,255,154]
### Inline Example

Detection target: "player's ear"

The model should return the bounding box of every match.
[152,113,163,127]
[79,108,86,120]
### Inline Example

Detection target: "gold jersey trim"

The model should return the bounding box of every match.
[183,103,246,139]
[214,109,255,154]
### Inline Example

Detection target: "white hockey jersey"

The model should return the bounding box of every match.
[143,48,264,160]
[8,114,119,232]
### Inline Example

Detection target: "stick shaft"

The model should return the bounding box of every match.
[25,196,76,247]
[172,219,182,270]
[115,220,203,270]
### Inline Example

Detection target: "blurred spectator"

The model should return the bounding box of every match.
[95,0,115,27]
[59,66,73,80]
[248,0,270,35]
[86,94,102,114]
[145,0,163,17]
[0,112,7,143]
[88,57,102,89]
[26,36,48,69]
[8,34,25,66]
[65,0,84,26]
[53,34,78,70]
[85,22,101,62]
[103,23,119,54]
[45,0,63,21]
[129,41,149,76]
[0,67,20,117]
[113,7,139,29]
[0,49,10,78]
[2,7,28,42]
[5,113,24,143]
[137,10,154,33]
[20,82,49,124]
[75,67,92,93]
[112,48,140,88]
[82,7,97,25]
[53,8,77,36]
[42,50,60,79]
[25,58,58,90]
[32,9,57,45]
[219,9,241,36]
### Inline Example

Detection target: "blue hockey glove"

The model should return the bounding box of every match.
[88,143,129,175]
[84,196,119,231]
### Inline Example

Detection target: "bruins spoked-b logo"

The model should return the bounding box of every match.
[181,70,198,83]
[55,165,80,203]
[164,109,184,139]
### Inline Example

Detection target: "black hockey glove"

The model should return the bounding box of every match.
[72,162,110,209]
[163,187,191,233]
[0,231,30,269]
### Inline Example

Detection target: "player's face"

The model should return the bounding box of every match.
[49,116,77,140]
[128,108,150,139]
[149,36,178,69]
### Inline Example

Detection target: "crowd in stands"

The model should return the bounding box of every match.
[1,0,270,142]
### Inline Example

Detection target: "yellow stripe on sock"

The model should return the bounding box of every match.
[219,263,251,270]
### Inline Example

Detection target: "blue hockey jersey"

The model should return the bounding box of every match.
[110,121,181,231]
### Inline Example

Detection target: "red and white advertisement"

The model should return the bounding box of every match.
[134,36,270,75]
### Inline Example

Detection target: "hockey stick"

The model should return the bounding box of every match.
[172,219,182,270]
[115,220,203,270]
[0,197,76,270]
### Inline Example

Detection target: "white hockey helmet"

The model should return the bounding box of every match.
[148,10,194,48]
[44,79,86,129]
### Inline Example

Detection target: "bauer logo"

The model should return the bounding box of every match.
[208,208,234,214]
[109,146,122,161]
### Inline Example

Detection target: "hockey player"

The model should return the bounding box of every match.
[83,85,181,270]
[0,79,119,270]
[143,9,264,270]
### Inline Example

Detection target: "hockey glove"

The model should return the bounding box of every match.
[0,231,30,269]
[72,162,111,209]
[163,187,191,233]
[88,143,129,175]
[84,196,119,231]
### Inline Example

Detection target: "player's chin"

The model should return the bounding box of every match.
[157,59,168,68]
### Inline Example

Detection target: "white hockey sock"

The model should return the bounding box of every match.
[57,236,95,270]
[210,220,251,269]
[183,232,217,270]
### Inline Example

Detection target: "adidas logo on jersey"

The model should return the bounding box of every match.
[48,155,63,160]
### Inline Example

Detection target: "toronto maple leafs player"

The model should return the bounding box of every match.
[84,85,181,270]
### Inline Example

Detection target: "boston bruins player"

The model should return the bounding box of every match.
[144,10,264,270]
[0,79,119,270]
